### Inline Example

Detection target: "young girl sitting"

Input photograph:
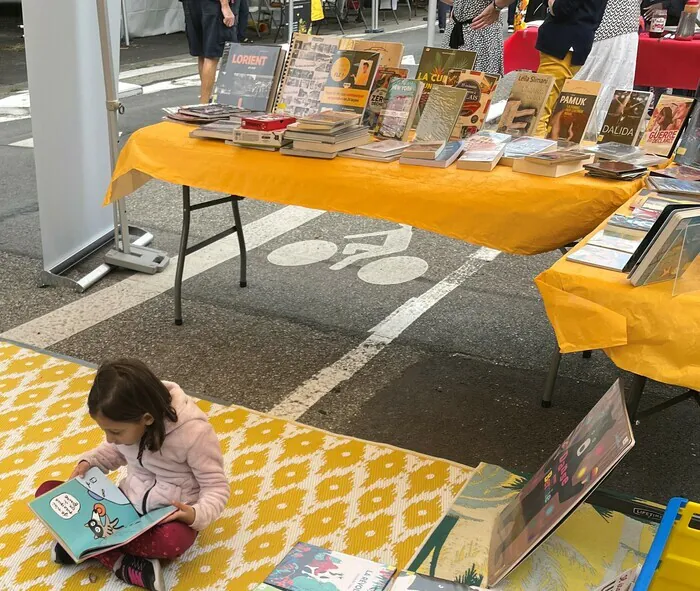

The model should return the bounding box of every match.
[35,359,230,591]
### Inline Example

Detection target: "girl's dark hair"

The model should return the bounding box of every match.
[88,359,177,462]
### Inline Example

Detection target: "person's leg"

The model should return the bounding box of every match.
[35,480,78,565]
[536,51,581,136]
[200,58,220,103]
[237,0,250,41]
[437,0,449,32]
[200,1,236,103]
[35,480,63,497]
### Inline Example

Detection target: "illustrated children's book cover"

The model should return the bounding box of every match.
[487,380,635,586]
[29,467,176,563]
[264,542,396,591]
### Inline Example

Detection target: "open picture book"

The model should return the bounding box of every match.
[486,380,635,586]
[29,467,176,563]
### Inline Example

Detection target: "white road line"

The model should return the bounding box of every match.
[344,23,428,38]
[142,74,200,95]
[120,62,195,80]
[1,205,325,348]
[9,138,34,148]
[269,246,501,420]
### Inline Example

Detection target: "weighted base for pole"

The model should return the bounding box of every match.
[364,27,385,32]
[105,243,169,274]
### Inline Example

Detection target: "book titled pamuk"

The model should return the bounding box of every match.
[29,467,176,563]
[547,79,601,144]
[597,90,652,146]
[487,380,634,586]
[264,542,396,591]
[319,50,382,117]
[639,94,695,158]
[497,72,554,137]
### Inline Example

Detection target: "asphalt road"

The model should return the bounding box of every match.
[0,25,698,508]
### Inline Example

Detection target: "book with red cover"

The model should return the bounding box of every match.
[241,114,296,131]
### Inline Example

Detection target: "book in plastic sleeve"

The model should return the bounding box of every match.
[497,72,555,137]
[546,79,601,144]
[639,94,695,157]
[319,50,382,117]
[597,90,652,146]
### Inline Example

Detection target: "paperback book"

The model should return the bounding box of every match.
[189,120,239,141]
[650,164,700,182]
[500,136,557,166]
[647,177,700,197]
[414,86,468,143]
[364,67,408,131]
[402,141,446,159]
[514,150,592,178]
[546,79,601,144]
[400,140,464,168]
[274,33,341,118]
[639,94,695,157]
[597,90,652,146]
[566,244,633,271]
[29,468,176,563]
[414,47,477,115]
[338,39,404,68]
[487,381,635,586]
[319,50,382,117]
[451,71,499,139]
[497,72,555,137]
[264,542,395,591]
[391,571,477,590]
[214,43,285,111]
[457,143,506,171]
[377,78,424,141]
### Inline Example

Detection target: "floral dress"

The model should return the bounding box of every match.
[441,0,504,76]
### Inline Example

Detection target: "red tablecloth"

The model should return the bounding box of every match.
[504,28,700,91]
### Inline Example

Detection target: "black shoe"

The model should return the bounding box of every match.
[51,543,75,565]
[114,555,165,591]
[439,28,445,33]
[241,37,253,43]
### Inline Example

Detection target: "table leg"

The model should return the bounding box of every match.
[626,374,647,423]
[174,185,192,326]
[582,350,592,359]
[542,345,562,408]
[231,196,247,288]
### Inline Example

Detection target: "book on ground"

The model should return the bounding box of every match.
[496,72,555,137]
[214,43,285,111]
[415,86,468,143]
[264,541,396,591]
[274,33,341,118]
[513,150,593,177]
[547,79,601,144]
[457,143,506,171]
[363,67,409,131]
[487,381,635,586]
[29,467,176,563]
[597,90,652,146]
[400,140,463,168]
[338,38,404,68]
[451,71,499,139]
[639,94,695,157]
[392,571,477,590]
[319,49,382,117]
[377,78,424,141]
[415,47,477,116]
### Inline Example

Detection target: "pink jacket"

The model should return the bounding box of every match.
[82,382,229,531]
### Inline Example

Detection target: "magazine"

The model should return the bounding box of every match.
[29,468,176,563]
[487,380,635,586]
[264,542,396,591]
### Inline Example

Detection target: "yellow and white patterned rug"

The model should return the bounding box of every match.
[0,341,471,590]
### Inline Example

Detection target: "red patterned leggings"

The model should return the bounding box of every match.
[36,481,197,570]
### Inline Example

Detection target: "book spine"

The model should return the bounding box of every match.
[273,33,299,114]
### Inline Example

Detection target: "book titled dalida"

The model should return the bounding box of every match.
[597,90,652,146]
[546,79,601,144]
[29,468,176,563]
[319,50,382,117]
[264,542,396,591]
[487,380,634,586]
[497,72,554,137]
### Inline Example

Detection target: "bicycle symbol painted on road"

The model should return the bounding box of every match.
[267,224,429,285]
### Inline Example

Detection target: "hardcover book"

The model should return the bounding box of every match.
[264,542,396,591]
[274,33,341,118]
[392,571,474,590]
[451,71,499,139]
[29,468,176,563]
[415,47,477,115]
[639,94,695,157]
[214,43,285,111]
[676,98,700,167]
[456,144,506,171]
[319,49,382,117]
[487,381,635,586]
[597,90,652,146]
[415,85,468,143]
[547,79,601,144]
[364,67,408,131]
[496,72,555,137]
[338,39,404,68]
[377,78,424,141]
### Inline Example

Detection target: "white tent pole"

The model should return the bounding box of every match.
[121,0,130,46]
[426,0,437,46]
[288,0,294,43]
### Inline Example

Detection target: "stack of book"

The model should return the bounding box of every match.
[650,164,700,182]
[457,130,511,171]
[165,104,247,125]
[280,112,371,159]
[399,140,464,168]
[583,161,648,181]
[339,139,411,162]
[513,150,593,178]
[499,136,557,167]
[189,119,240,141]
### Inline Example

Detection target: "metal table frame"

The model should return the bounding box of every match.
[174,186,248,325]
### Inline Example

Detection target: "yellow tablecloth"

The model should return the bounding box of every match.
[535,202,700,391]
[105,122,645,255]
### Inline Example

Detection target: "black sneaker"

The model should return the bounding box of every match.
[51,543,75,565]
[114,555,165,591]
